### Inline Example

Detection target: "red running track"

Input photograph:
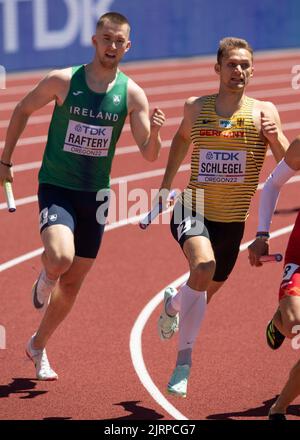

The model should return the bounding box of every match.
[0,49,300,420]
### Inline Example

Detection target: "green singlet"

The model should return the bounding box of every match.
[39,65,128,191]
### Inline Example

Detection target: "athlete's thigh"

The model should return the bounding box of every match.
[73,189,106,259]
[183,235,215,267]
[41,224,75,260]
[209,220,245,282]
[170,201,213,262]
[38,184,76,259]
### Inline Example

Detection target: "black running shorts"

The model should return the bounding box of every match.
[38,183,108,259]
[170,202,245,282]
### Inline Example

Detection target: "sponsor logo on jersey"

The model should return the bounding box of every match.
[200,119,214,124]
[113,95,121,105]
[236,118,245,127]
[219,119,232,128]
[199,129,245,138]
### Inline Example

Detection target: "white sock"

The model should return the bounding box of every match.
[40,269,57,287]
[30,334,43,355]
[177,284,207,365]
[166,284,185,315]
[36,270,57,303]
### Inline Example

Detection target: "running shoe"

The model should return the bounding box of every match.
[266,319,285,350]
[157,287,179,340]
[26,335,58,381]
[167,364,190,398]
[32,271,53,311]
[268,412,286,420]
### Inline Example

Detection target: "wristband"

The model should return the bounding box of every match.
[0,160,13,168]
[256,231,270,239]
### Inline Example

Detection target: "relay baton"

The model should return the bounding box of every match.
[259,253,283,263]
[3,180,16,212]
[139,190,176,230]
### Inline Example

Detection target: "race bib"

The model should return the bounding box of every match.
[282,263,300,281]
[63,120,113,157]
[198,149,246,184]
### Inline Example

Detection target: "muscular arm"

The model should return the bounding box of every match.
[260,101,289,162]
[128,80,165,162]
[160,98,196,190]
[259,136,300,231]
[248,136,300,266]
[0,70,70,183]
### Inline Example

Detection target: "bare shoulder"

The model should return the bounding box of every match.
[185,95,207,110]
[44,67,72,101]
[40,67,71,88]
[184,95,207,123]
[127,77,148,112]
[25,67,72,106]
[252,98,280,118]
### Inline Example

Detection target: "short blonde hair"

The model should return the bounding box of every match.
[217,37,253,64]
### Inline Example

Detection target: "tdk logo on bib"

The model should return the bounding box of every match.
[74,124,107,136]
[205,151,240,161]
[64,120,113,157]
[199,149,247,184]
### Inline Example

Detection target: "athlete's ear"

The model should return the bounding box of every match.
[250,66,254,77]
[91,35,97,48]
[125,40,131,53]
[214,63,221,75]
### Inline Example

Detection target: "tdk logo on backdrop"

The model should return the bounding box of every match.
[206,151,240,161]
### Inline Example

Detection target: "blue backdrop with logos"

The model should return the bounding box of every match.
[0,0,299,72]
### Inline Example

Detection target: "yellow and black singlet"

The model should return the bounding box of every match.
[182,94,267,222]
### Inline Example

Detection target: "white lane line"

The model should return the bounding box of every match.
[0,248,44,272]
[0,206,173,272]
[0,86,293,119]
[129,224,294,420]
[2,168,299,212]
[0,72,296,97]
[1,104,300,150]
[0,164,190,210]
[0,195,38,210]
[4,48,300,82]
[129,59,300,82]
[130,272,189,421]
[4,59,297,87]
[2,97,300,129]
[13,161,42,172]
[0,134,275,173]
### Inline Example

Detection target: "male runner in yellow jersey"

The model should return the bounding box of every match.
[156,37,289,397]
[0,12,165,381]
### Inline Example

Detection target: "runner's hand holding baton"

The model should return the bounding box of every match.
[0,160,16,212]
[4,180,16,212]
[139,189,176,230]
[259,254,282,263]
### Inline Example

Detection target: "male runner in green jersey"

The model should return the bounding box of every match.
[0,12,165,380]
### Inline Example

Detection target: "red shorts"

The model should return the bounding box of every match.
[279,211,300,301]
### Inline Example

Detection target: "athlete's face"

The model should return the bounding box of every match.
[215,48,254,91]
[92,20,131,69]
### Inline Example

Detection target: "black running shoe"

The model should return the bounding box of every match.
[268,412,286,420]
[266,320,285,350]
